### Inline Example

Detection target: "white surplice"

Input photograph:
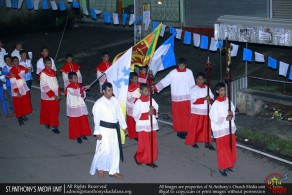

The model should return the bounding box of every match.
[90,96,127,175]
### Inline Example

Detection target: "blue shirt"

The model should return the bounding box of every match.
[19,59,34,81]
[2,65,11,87]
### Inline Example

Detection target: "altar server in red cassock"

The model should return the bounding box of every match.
[65,72,92,144]
[185,72,215,150]
[138,66,147,84]
[154,58,195,139]
[8,57,32,126]
[126,72,140,140]
[96,52,112,93]
[133,83,159,168]
[40,57,61,134]
[209,82,237,177]
[60,53,82,90]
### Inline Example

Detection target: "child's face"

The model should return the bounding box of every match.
[178,63,186,70]
[5,57,12,65]
[16,44,22,50]
[140,87,149,96]
[102,54,109,62]
[67,57,73,63]
[140,68,147,75]
[196,76,205,85]
[42,49,49,57]
[131,76,138,84]
[70,75,78,84]
[21,52,27,59]
[44,61,52,69]
[216,87,226,97]
[12,58,19,66]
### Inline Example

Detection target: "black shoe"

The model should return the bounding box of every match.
[81,136,88,140]
[77,138,82,144]
[52,128,60,134]
[134,156,142,166]
[219,169,228,176]
[227,168,234,172]
[22,116,29,121]
[192,143,199,148]
[134,138,138,141]
[45,124,50,129]
[18,118,24,126]
[146,163,158,168]
[177,132,186,139]
[205,143,216,151]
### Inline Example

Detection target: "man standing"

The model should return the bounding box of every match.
[90,82,127,179]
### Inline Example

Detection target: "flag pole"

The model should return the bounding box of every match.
[205,56,211,146]
[148,70,154,165]
[225,38,233,151]
[89,73,105,88]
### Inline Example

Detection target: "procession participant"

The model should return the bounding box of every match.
[133,83,159,168]
[39,57,61,134]
[65,72,91,143]
[185,72,215,150]
[126,72,140,140]
[96,51,112,93]
[8,57,32,125]
[90,82,127,179]
[60,53,82,90]
[209,82,237,176]
[36,47,56,75]
[154,58,195,139]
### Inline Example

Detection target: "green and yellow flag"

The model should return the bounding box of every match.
[114,23,162,71]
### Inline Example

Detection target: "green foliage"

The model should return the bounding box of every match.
[237,127,292,157]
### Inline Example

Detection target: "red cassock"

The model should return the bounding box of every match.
[216,134,237,170]
[39,68,60,127]
[8,65,32,118]
[171,101,191,132]
[126,82,140,139]
[185,84,214,145]
[133,96,159,164]
[65,83,92,139]
[135,131,158,164]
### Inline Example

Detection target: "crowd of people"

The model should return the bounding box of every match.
[0,41,237,179]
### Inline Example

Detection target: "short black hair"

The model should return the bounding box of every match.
[43,57,51,64]
[140,83,148,90]
[140,66,147,70]
[40,47,48,52]
[196,72,206,79]
[65,53,73,59]
[216,82,226,91]
[4,54,11,61]
[19,50,27,55]
[130,72,138,80]
[102,82,112,91]
[102,51,109,56]
[68,72,77,80]
[178,57,187,65]
[12,56,19,61]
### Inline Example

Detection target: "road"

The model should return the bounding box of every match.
[0,87,291,183]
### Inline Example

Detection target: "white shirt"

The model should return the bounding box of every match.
[92,96,127,135]
[133,97,159,132]
[155,68,195,101]
[0,48,7,68]
[36,57,56,74]
[209,98,237,138]
[190,85,214,115]
[11,49,21,60]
